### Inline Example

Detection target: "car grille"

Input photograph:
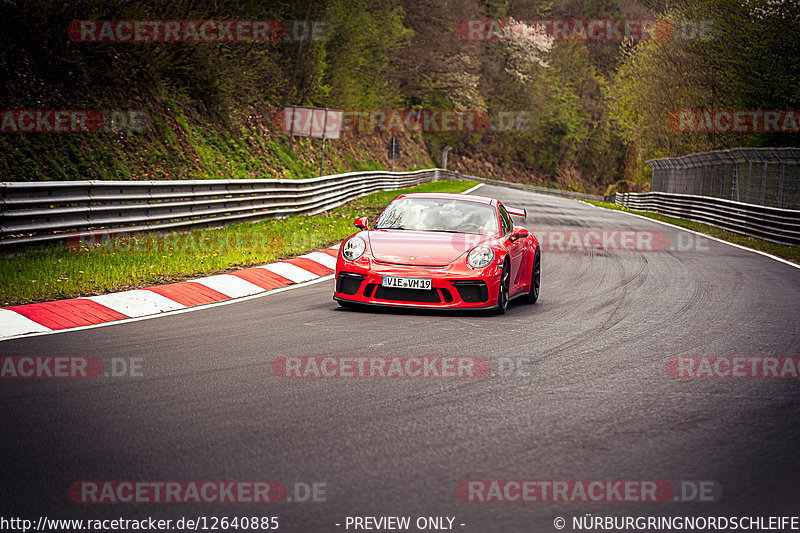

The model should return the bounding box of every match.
[363,283,377,298]
[452,281,489,303]
[373,286,441,303]
[336,272,364,295]
[439,288,454,303]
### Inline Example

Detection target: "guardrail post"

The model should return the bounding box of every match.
[710,164,717,197]
[699,164,706,196]
[441,146,452,171]
[745,159,752,204]
[796,164,800,210]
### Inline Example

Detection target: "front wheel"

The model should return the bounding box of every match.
[494,262,510,315]
[523,249,540,304]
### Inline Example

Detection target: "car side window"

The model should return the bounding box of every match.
[498,204,513,236]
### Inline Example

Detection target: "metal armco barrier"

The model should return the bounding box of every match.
[0,168,611,248]
[647,147,800,210]
[0,169,444,247]
[615,191,800,246]
[18,165,770,250]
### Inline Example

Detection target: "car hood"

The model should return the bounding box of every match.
[367,229,493,266]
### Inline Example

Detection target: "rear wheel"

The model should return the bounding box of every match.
[494,262,510,315]
[523,249,540,304]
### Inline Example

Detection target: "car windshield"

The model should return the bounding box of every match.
[373,198,498,235]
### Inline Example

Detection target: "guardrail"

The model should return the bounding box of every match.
[10,165,793,249]
[0,167,611,248]
[0,169,444,247]
[615,191,800,246]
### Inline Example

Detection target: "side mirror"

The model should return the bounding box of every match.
[506,207,527,220]
[510,227,529,241]
[354,216,369,230]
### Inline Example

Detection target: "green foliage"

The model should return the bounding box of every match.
[584,0,621,18]
[609,0,800,181]
[685,0,800,110]
[321,0,412,109]
[0,0,419,181]
[1,0,795,193]
[482,0,509,18]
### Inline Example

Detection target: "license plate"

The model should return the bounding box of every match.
[382,276,432,290]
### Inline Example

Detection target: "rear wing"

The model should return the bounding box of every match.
[506,206,527,219]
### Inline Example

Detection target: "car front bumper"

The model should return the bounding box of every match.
[333,256,502,310]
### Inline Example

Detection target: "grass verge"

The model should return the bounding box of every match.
[1,180,477,306]
[584,200,800,264]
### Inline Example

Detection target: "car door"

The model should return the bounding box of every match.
[499,203,524,291]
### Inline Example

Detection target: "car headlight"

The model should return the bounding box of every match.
[342,236,366,261]
[467,245,494,269]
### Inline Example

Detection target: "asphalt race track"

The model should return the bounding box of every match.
[2,184,800,532]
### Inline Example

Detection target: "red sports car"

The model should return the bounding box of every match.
[333,192,540,313]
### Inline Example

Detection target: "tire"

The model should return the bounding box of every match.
[523,249,541,304]
[494,262,510,315]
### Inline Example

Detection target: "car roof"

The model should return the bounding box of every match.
[394,192,496,205]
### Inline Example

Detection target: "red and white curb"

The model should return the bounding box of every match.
[0,245,340,340]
